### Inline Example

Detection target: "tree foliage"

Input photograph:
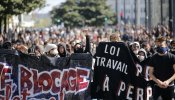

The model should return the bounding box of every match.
[0,0,45,17]
[0,0,45,33]
[50,0,116,27]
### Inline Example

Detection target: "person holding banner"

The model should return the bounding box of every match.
[149,37,175,100]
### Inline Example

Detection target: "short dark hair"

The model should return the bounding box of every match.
[171,40,175,45]
[156,37,166,43]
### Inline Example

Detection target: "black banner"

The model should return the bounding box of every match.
[0,50,92,100]
[92,42,152,100]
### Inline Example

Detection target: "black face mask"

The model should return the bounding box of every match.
[59,52,66,57]
[74,48,83,53]
[157,46,168,54]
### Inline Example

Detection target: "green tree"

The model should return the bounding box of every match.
[0,0,45,16]
[50,0,116,27]
[0,0,45,33]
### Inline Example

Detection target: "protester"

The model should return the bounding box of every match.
[0,23,175,99]
[110,33,121,42]
[73,34,91,54]
[149,37,175,100]
[141,42,154,57]
[15,44,28,54]
[129,42,140,56]
[138,48,147,62]
[44,43,59,57]
[170,40,175,55]
[28,45,42,57]
[57,43,70,57]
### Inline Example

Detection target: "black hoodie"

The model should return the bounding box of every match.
[73,35,91,54]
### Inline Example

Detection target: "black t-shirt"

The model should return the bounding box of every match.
[149,52,175,83]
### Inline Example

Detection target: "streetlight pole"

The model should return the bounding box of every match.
[169,0,173,34]
[135,0,140,27]
[145,0,148,29]
[160,0,163,25]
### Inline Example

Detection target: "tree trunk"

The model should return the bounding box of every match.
[160,0,163,25]
[0,17,2,34]
[4,15,7,34]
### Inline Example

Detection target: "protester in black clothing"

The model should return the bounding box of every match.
[57,43,70,57]
[149,37,175,100]
[74,35,91,53]
[74,42,84,53]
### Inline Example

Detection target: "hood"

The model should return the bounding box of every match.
[138,48,147,58]
[57,43,68,57]
[74,43,84,53]
[44,43,57,53]
[130,42,140,49]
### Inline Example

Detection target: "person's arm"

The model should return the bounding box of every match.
[84,35,91,53]
[149,66,165,88]
[163,64,175,87]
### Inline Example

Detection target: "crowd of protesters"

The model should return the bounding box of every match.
[0,24,174,59]
[1,24,175,99]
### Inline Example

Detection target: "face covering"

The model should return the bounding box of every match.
[50,49,58,56]
[138,56,145,61]
[133,50,139,55]
[74,48,84,53]
[157,47,168,54]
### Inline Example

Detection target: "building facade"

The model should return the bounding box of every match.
[107,0,171,30]
[115,0,146,26]
[148,0,169,28]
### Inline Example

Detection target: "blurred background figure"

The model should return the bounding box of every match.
[15,44,28,54]
[170,40,175,55]
[110,33,121,42]
[2,41,12,50]
[28,45,42,57]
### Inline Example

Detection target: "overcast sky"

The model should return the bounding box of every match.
[35,0,66,13]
